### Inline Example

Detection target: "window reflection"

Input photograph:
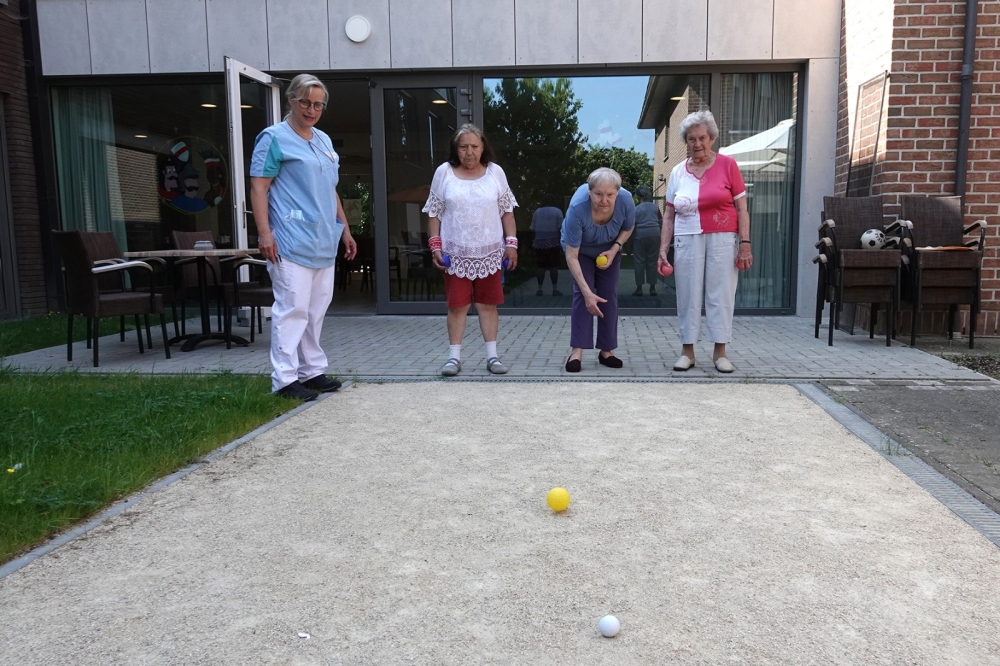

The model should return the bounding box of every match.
[484,73,796,312]
[51,84,232,252]
[717,73,797,309]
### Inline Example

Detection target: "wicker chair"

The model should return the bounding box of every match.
[815,196,902,346]
[898,195,987,348]
[70,231,181,347]
[224,257,274,348]
[52,230,171,367]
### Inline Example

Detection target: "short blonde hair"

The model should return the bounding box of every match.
[284,73,329,119]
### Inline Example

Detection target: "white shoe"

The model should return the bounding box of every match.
[714,357,735,373]
[673,355,695,371]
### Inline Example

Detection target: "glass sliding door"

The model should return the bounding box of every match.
[479,70,797,314]
[372,77,471,311]
[484,75,709,312]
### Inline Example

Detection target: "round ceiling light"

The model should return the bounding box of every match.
[345,15,371,43]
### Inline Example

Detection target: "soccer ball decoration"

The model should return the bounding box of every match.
[861,228,886,250]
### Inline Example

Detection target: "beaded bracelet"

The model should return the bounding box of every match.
[505,236,519,249]
[428,236,442,252]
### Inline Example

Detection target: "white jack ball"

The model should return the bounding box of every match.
[598,614,620,637]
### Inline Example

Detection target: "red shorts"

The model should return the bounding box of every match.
[444,270,504,308]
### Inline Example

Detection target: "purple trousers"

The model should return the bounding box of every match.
[571,252,621,350]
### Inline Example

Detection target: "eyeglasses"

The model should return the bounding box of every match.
[295,99,327,112]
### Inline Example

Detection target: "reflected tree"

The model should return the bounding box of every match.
[574,145,654,199]
[484,78,586,220]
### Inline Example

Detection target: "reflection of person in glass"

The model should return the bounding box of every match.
[425,124,518,377]
[659,111,752,374]
[561,168,635,373]
[530,193,564,296]
[250,73,358,401]
[631,186,661,296]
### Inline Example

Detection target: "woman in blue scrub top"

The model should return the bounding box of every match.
[250,73,357,401]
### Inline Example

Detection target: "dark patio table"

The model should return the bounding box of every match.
[123,248,260,351]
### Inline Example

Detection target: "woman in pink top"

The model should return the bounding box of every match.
[658,111,753,373]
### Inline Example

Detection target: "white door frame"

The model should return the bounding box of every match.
[224,57,281,252]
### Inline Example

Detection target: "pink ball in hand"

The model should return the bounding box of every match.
[658,262,674,278]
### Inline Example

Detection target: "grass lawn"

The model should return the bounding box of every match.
[0,312,175,358]
[0,369,294,564]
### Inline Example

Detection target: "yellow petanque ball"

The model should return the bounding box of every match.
[547,487,570,512]
[595,255,609,267]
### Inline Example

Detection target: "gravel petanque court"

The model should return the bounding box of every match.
[2,383,1000,664]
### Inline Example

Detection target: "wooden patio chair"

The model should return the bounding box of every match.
[52,230,171,367]
[898,195,987,348]
[815,196,902,346]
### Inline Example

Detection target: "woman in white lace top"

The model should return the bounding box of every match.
[423,124,519,376]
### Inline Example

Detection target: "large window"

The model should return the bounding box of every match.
[484,75,660,308]
[483,71,797,312]
[51,83,234,252]
[717,73,797,310]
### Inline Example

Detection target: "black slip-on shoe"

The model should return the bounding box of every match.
[302,374,342,392]
[598,353,624,369]
[275,380,319,401]
[565,356,582,373]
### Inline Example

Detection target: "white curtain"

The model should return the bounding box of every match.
[718,73,796,309]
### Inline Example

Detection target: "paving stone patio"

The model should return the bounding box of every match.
[5,315,990,383]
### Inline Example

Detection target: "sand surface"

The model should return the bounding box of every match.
[2,383,999,665]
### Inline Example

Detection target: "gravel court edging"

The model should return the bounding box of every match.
[0,386,346,581]
[796,382,1000,549]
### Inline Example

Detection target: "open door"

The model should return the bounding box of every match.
[225,57,281,252]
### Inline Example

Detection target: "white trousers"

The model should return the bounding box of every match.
[266,258,336,392]
[674,232,739,344]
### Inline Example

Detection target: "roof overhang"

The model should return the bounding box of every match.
[637,75,696,130]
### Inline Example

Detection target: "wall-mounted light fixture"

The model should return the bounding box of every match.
[345,15,371,43]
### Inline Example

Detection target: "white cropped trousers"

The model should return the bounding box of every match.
[266,258,336,392]
[673,232,739,345]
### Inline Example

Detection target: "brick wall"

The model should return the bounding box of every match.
[839,0,1000,337]
[0,0,46,316]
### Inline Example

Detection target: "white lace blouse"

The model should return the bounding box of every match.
[422,162,518,279]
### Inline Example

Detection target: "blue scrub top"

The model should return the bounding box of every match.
[250,121,343,269]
